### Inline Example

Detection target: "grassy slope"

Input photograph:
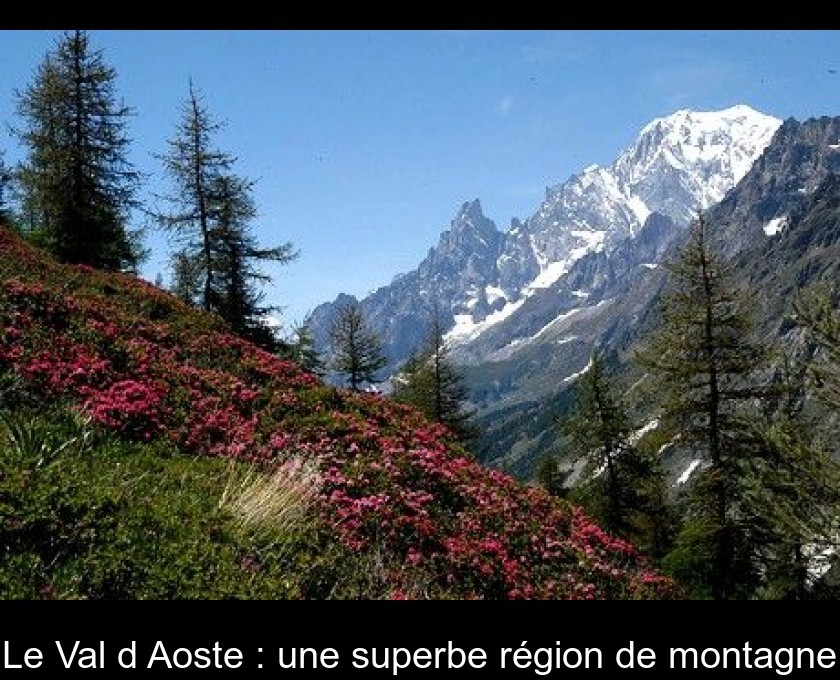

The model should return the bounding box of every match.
[0,227,673,599]
[0,414,336,599]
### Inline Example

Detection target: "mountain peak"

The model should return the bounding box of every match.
[444,198,500,247]
[613,104,782,222]
[456,198,485,221]
[719,103,766,117]
[644,104,779,134]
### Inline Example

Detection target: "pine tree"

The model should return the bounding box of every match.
[329,301,387,391]
[15,30,139,270]
[563,352,662,541]
[393,313,476,444]
[159,83,295,348]
[638,213,768,599]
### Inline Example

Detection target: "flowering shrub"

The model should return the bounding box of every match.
[83,379,167,440]
[0,227,675,599]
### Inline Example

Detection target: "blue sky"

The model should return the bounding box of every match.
[0,30,837,326]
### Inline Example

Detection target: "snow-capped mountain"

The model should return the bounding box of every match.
[477,114,840,476]
[612,104,782,223]
[309,105,781,365]
[451,105,780,344]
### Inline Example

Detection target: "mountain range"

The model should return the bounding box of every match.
[309,105,840,477]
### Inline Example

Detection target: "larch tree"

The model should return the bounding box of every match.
[748,286,840,598]
[280,322,324,377]
[169,249,203,305]
[794,285,840,411]
[638,212,768,599]
[328,301,387,391]
[159,82,295,349]
[15,30,140,270]
[748,357,840,599]
[206,174,296,349]
[0,149,12,224]
[535,455,570,499]
[563,352,662,542]
[393,312,476,445]
[158,81,233,311]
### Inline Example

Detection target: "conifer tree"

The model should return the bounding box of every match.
[750,289,840,598]
[329,301,387,391]
[393,313,476,444]
[638,213,768,599]
[206,174,296,348]
[535,455,570,499]
[281,323,324,377]
[15,30,139,270]
[170,249,202,305]
[0,149,12,224]
[794,286,840,410]
[158,81,233,310]
[749,399,840,598]
[159,83,295,348]
[563,352,662,541]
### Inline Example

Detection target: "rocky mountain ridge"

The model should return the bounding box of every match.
[309,105,781,370]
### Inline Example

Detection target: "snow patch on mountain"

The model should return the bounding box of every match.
[503,231,606,302]
[563,357,594,384]
[630,419,660,445]
[446,297,527,344]
[764,216,787,236]
[677,459,701,485]
[570,230,607,250]
[626,195,651,229]
[528,259,574,291]
[522,299,613,349]
[533,307,584,340]
[485,285,506,305]
[486,298,610,358]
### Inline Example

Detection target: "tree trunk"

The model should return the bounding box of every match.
[699,218,728,600]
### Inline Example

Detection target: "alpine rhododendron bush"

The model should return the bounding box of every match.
[0,227,673,599]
